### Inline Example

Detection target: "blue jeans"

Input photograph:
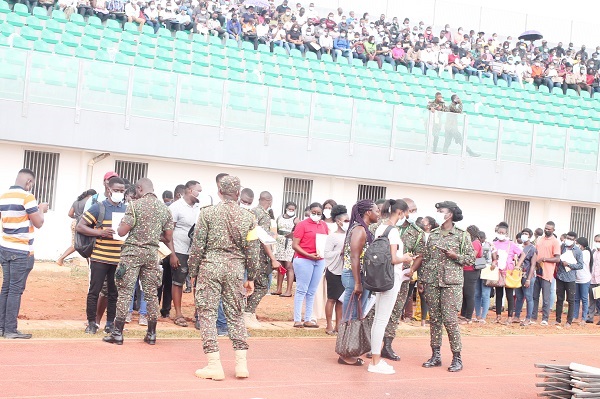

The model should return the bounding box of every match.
[514,276,536,319]
[145,20,160,34]
[0,250,35,333]
[273,40,291,53]
[293,258,325,322]
[574,281,591,320]
[333,49,353,64]
[341,268,371,320]
[288,43,305,54]
[474,278,492,320]
[532,278,552,322]
[216,300,227,331]
[129,280,147,315]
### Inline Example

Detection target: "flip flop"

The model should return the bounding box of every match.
[280,293,292,297]
[271,292,282,296]
[325,330,337,336]
[293,323,304,328]
[174,316,188,327]
[303,321,319,328]
[338,357,364,366]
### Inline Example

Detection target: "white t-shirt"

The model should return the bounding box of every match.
[576,249,592,284]
[169,197,200,255]
[375,224,404,271]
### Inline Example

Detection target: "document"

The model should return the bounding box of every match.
[560,250,576,265]
[157,242,171,259]
[112,212,127,241]
[315,234,328,258]
[593,286,600,300]
[480,264,499,281]
[251,226,276,245]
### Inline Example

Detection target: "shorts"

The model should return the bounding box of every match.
[325,269,344,301]
[171,253,189,286]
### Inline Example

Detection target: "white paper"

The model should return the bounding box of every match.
[560,250,576,265]
[593,286,600,300]
[364,295,376,315]
[480,265,499,281]
[315,233,328,258]
[255,226,276,245]
[496,249,508,270]
[112,212,127,241]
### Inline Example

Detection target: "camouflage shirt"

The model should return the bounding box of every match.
[399,222,425,255]
[188,200,260,281]
[427,99,447,112]
[420,224,475,287]
[252,206,271,264]
[121,193,173,257]
[446,101,462,130]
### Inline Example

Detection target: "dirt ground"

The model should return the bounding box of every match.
[9,261,600,336]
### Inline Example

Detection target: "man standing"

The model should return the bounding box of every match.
[85,171,119,211]
[533,221,562,326]
[190,176,260,380]
[104,178,178,345]
[0,169,48,339]
[170,180,201,328]
[444,95,479,157]
[427,92,446,153]
[379,198,424,361]
[244,191,280,328]
[555,232,584,328]
[77,177,126,334]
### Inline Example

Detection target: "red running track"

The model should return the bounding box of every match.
[1,335,598,399]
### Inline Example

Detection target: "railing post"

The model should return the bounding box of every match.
[21,51,32,118]
[74,59,83,124]
[124,66,134,130]
[172,74,181,136]
[349,98,357,156]
[461,114,469,158]
[530,123,537,166]
[425,110,434,165]
[495,118,503,172]
[389,104,397,161]
[264,86,272,146]
[307,92,316,151]
[219,79,227,141]
[563,127,571,175]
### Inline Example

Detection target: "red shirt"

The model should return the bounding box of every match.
[463,240,483,271]
[448,53,459,64]
[293,218,329,259]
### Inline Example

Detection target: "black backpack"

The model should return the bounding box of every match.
[74,202,105,258]
[362,225,395,292]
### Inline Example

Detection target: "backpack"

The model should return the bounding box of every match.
[362,225,395,293]
[74,202,106,258]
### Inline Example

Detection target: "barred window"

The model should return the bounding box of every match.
[503,199,530,239]
[114,160,148,184]
[23,150,60,209]
[281,177,313,215]
[357,184,386,202]
[570,206,596,241]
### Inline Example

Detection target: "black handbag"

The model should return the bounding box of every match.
[474,257,487,270]
[335,294,372,358]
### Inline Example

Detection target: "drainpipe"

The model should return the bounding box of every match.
[86,153,110,189]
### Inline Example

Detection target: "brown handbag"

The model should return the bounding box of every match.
[335,294,372,358]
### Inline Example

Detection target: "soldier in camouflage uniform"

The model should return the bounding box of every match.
[443,95,479,157]
[104,178,177,346]
[417,201,475,372]
[380,198,425,361]
[427,92,447,152]
[189,176,260,381]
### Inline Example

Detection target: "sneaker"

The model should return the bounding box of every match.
[125,312,132,323]
[217,328,229,337]
[104,321,114,334]
[565,322,572,329]
[139,315,148,326]
[540,320,548,326]
[368,360,396,375]
[183,287,192,294]
[85,322,98,334]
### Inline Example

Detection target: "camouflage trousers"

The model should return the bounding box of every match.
[383,280,411,339]
[115,252,161,322]
[244,259,270,313]
[195,261,247,354]
[423,284,462,353]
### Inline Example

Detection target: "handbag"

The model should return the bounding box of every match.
[335,294,372,358]
[505,268,523,289]
[474,257,487,270]
[485,271,505,288]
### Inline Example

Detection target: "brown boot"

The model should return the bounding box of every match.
[195,352,225,381]
[234,350,249,378]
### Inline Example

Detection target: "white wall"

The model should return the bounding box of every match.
[1,142,599,261]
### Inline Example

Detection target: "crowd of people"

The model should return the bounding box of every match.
[2,167,600,380]
[7,0,600,96]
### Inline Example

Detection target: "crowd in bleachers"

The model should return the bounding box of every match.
[5,0,600,98]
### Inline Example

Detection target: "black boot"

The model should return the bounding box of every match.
[422,347,442,368]
[381,337,400,361]
[102,319,125,345]
[448,351,463,372]
[144,320,157,345]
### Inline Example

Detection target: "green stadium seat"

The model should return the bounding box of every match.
[61,32,79,47]
[6,12,24,27]
[134,55,152,68]
[115,52,134,65]
[191,63,209,76]
[81,35,99,50]
[54,42,75,56]
[118,41,137,56]
[173,60,191,74]
[13,3,29,16]
[106,19,122,32]
[175,30,191,42]
[26,15,44,30]
[175,49,191,64]
[83,25,102,39]
[44,19,63,33]
[123,22,140,35]
[142,25,154,36]
[225,38,238,48]
[12,35,32,50]
[174,38,191,51]
[157,36,173,49]
[121,31,137,45]
[88,15,103,28]
[137,44,155,59]
[156,47,173,62]
[139,34,156,48]
[33,39,52,53]
[65,22,84,37]
[94,49,112,62]
[75,46,94,59]
[69,13,86,26]
[158,28,173,39]
[51,10,68,23]
[21,26,40,41]
[0,0,11,14]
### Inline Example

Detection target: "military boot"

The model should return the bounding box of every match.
[144,320,157,345]
[195,352,225,381]
[422,347,442,368]
[234,350,249,378]
[448,351,463,372]
[381,337,400,361]
[102,319,125,345]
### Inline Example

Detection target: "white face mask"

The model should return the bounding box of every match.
[521,235,530,242]
[111,192,124,203]
[341,222,350,232]
[286,210,296,217]
[396,216,406,226]
[310,214,321,223]
[564,239,574,247]
[407,212,418,224]
[594,242,600,249]
[323,209,332,219]
[496,234,507,241]
[240,203,252,210]
[433,212,447,226]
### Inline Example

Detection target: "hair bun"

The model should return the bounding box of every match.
[389,199,396,205]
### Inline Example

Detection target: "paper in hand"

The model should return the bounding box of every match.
[559,250,576,265]
[112,212,127,241]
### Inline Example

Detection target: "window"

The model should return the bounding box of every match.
[503,199,530,239]
[281,177,313,215]
[570,206,596,241]
[114,160,148,184]
[23,150,60,209]
[357,184,386,202]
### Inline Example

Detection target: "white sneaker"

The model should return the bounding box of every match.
[139,315,148,326]
[368,360,396,375]
[540,320,548,326]
[125,312,132,323]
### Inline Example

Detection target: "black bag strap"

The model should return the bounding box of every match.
[96,202,105,228]
[381,225,394,238]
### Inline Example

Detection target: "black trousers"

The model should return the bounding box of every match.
[86,261,117,323]
[157,256,172,315]
[496,286,514,317]
[556,279,576,323]
[461,269,480,320]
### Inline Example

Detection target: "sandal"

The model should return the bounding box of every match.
[293,322,304,328]
[174,316,188,327]
[280,293,292,297]
[337,357,364,366]
[304,321,319,328]
[271,292,282,296]
[325,330,337,336]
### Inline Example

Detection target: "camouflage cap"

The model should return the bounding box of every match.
[218,175,241,196]
[435,201,458,209]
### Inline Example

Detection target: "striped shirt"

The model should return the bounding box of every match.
[82,200,125,265]
[0,186,39,255]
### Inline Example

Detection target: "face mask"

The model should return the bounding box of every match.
[521,235,530,242]
[496,234,506,241]
[286,210,295,217]
[434,212,447,226]
[544,230,553,237]
[323,209,332,219]
[396,216,406,226]
[341,222,350,232]
[407,213,418,224]
[111,192,124,203]
[594,242,600,249]
[310,214,321,223]
[564,239,574,247]
[240,203,252,210]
